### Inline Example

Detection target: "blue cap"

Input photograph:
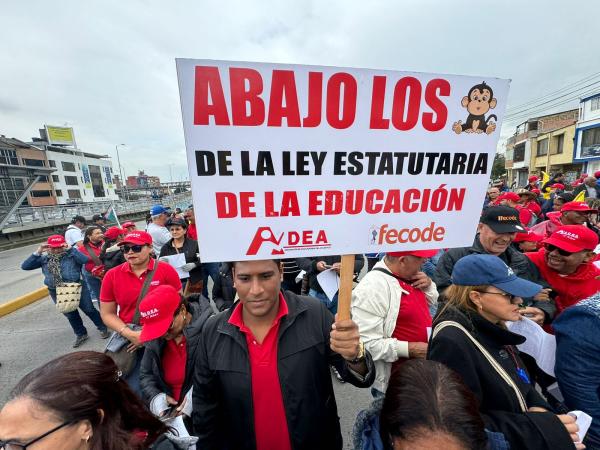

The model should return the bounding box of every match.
[150,205,171,216]
[451,254,542,298]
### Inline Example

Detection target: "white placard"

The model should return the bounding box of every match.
[506,317,556,377]
[317,268,340,301]
[177,59,510,262]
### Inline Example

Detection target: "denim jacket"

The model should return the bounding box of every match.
[21,247,88,289]
[555,293,600,449]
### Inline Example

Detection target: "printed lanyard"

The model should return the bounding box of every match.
[505,345,530,384]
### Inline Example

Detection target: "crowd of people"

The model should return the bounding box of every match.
[1,170,599,449]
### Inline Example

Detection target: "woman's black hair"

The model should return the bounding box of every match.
[380,359,488,449]
[83,225,103,245]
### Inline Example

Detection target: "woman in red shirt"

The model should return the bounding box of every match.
[78,226,104,301]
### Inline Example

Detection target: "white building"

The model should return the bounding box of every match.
[29,126,119,204]
[574,93,600,174]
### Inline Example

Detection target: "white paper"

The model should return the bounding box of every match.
[317,268,340,301]
[506,317,556,377]
[295,269,306,283]
[569,410,592,443]
[427,327,432,341]
[164,253,189,279]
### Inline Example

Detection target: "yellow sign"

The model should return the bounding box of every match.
[46,126,75,146]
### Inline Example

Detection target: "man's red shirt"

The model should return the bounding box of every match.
[78,240,103,272]
[100,258,182,323]
[526,249,600,315]
[228,294,292,450]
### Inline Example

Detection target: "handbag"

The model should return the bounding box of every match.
[84,243,106,280]
[104,260,159,377]
[55,282,82,313]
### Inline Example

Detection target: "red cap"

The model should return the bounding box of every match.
[121,221,136,229]
[543,225,599,253]
[47,235,66,248]
[104,226,124,240]
[581,173,589,179]
[139,285,182,343]
[498,192,520,202]
[561,201,598,213]
[528,175,539,182]
[387,250,439,258]
[594,171,600,179]
[551,183,565,190]
[118,230,153,246]
[531,188,541,195]
[513,230,544,243]
[571,180,582,187]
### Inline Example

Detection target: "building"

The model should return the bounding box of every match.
[0,136,57,207]
[126,170,161,188]
[573,93,600,174]
[28,126,119,204]
[505,109,580,187]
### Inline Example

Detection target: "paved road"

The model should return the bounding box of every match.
[0,243,44,304]
[0,298,372,449]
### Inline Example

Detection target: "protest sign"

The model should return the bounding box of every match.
[176,59,510,263]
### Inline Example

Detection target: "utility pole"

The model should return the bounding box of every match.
[115,144,127,201]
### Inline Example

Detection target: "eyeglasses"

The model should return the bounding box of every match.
[0,421,73,449]
[544,244,574,257]
[121,244,144,254]
[476,290,515,302]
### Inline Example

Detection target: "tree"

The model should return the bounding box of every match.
[491,153,506,180]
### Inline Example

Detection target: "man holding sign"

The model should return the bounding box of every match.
[192,259,374,449]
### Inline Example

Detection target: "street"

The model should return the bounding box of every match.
[0,243,372,449]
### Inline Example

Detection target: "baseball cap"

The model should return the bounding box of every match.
[543,225,599,253]
[561,201,598,213]
[47,235,66,248]
[71,215,86,224]
[121,221,136,229]
[92,214,106,222]
[166,216,188,228]
[387,250,439,258]
[528,175,539,182]
[531,189,541,195]
[550,183,565,190]
[594,171,600,179]
[104,226,125,240]
[480,206,526,233]
[451,254,542,298]
[139,285,182,343]
[513,230,544,243]
[498,192,520,203]
[150,205,171,216]
[118,230,153,246]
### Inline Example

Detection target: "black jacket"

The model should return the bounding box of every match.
[433,236,556,321]
[428,306,574,450]
[211,262,236,311]
[296,255,364,294]
[140,300,213,404]
[573,182,600,199]
[159,237,203,283]
[100,241,125,271]
[192,290,375,450]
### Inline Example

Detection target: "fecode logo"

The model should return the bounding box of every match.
[373,222,446,245]
[246,226,331,256]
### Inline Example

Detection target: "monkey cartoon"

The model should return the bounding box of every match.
[453,82,497,135]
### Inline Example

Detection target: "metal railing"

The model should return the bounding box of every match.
[1,192,193,230]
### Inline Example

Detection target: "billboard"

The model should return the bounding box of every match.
[176,59,510,262]
[45,125,76,146]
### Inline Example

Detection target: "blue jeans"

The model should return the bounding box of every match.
[49,284,107,337]
[202,262,220,298]
[309,289,338,315]
[82,268,101,300]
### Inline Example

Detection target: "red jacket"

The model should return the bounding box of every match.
[526,249,600,315]
[522,200,541,217]
[530,212,563,238]
[78,241,104,272]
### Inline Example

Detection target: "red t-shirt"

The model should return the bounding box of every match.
[78,240,103,272]
[100,259,182,323]
[162,336,187,401]
[228,294,291,450]
[391,280,432,369]
[187,223,198,241]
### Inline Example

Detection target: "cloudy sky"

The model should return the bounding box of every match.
[1,0,598,182]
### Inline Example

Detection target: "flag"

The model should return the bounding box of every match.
[541,171,551,199]
[573,190,586,203]
[105,202,121,226]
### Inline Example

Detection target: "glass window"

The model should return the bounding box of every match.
[591,97,600,111]
[537,139,549,156]
[23,158,45,167]
[68,189,81,199]
[0,148,18,165]
[581,127,600,158]
[64,176,79,185]
[48,159,56,167]
[52,175,60,182]
[30,190,52,197]
[55,189,63,197]
[61,161,76,172]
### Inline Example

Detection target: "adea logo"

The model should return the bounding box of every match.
[246,226,331,256]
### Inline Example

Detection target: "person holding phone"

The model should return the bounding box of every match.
[21,235,108,347]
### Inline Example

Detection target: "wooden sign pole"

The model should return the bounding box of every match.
[336,254,355,321]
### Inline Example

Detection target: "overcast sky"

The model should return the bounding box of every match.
[1,0,598,182]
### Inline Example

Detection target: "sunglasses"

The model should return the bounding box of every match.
[121,244,145,254]
[476,290,515,302]
[544,244,574,257]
